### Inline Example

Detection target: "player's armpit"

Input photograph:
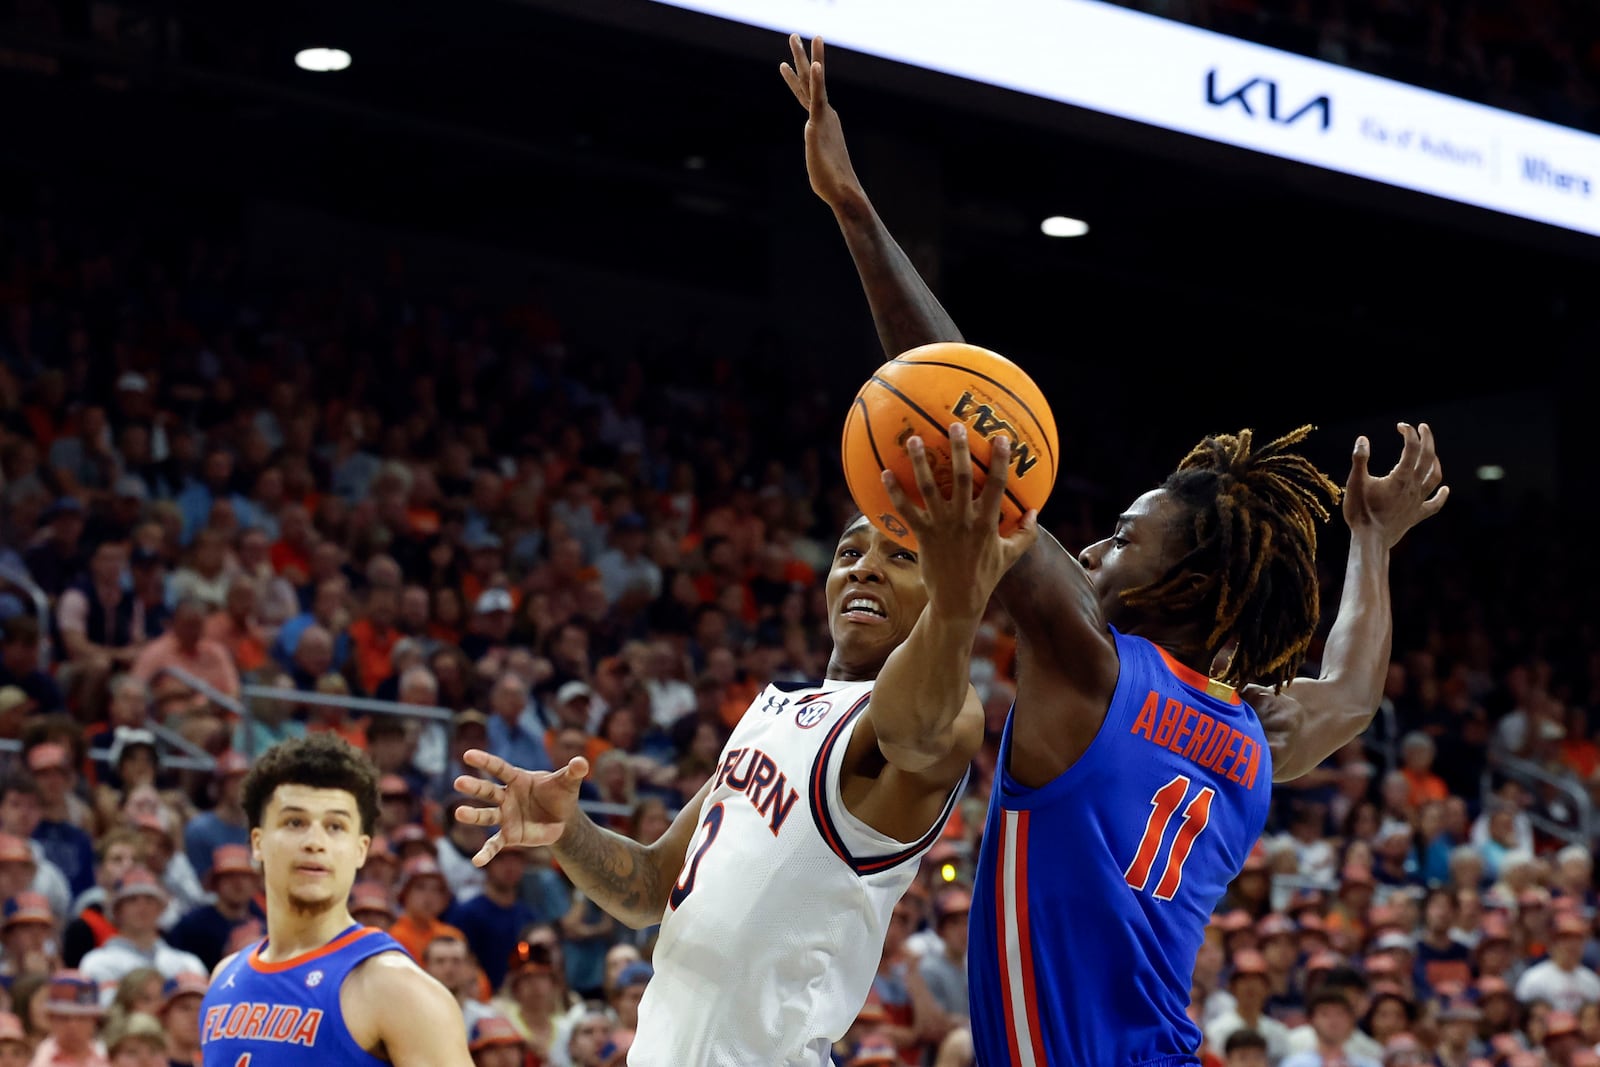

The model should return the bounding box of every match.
[1250,681,1375,783]
[353,954,475,1067]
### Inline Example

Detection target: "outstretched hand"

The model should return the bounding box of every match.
[454,750,590,867]
[1343,422,1449,548]
[883,423,1039,619]
[779,34,866,210]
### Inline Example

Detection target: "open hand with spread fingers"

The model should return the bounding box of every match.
[778,33,866,211]
[883,423,1039,621]
[454,750,589,867]
[1343,422,1449,549]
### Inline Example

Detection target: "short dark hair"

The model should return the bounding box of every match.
[239,734,380,835]
[0,775,41,806]
[2,616,39,645]
[1307,987,1355,1015]
[1224,1028,1268,1054]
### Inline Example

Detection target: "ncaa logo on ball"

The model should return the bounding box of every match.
[878,513,909,538]
[795,702,831,729]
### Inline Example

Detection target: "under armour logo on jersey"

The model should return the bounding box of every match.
[795,701,832,729]
[760,694,791,716]
[305,970,324,988]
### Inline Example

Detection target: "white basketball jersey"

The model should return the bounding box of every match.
[630,677,965,1067]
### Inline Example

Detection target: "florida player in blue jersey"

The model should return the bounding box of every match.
[200,734,474,1066]
[783,35,1450,1066]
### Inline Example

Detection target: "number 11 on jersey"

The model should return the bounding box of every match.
[1124,774,1215,901]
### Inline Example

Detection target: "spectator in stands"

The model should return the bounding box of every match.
[154,970,206,1066]
[163,844,264,970]
[272,576,351,674]
[1209,948,1292,1061]
[560,1004,616,1067]
[128,599,239,717]
[423,935,497,1031]
[168,530,234,612]
[349,881,396,930]
[203,576,269,676]
[1222,1028,1270,1067]
[466,1015,526,1067]
[104,1009,168,1067]
[1281,986,1381,1067]
[1515,912,1600,1013]
[460,588,516,665]
[0,782,71,920]
[0,1010,28,1066]
[77,867,204,1005]
[100,967,161,1039]
[180,751,249,883]
[34,970,106,1067]
[22,498,89,602]
[0,618,63,715]
[25,743,97,899]
[233,527,297,632]
[388,856,465,964]
[447,846,536,994]
[433,804,488,904]
[0,891,58,982]
[350,585,402,695]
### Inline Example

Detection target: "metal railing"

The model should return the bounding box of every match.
[1481,751,1594,848]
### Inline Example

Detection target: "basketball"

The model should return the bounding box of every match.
[841,342,1058,549]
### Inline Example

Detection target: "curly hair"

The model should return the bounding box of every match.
[238,733,381,835]
[1120,425,1341,689]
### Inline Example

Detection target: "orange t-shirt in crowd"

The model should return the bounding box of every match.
[270,539,312,581]
[720,678,763,729]
[203,613,270,675]
[349,617,401,695]
[543,729,613,766]
[1401,767,1449,808]
[389,914,468,964]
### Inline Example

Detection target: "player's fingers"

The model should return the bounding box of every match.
[1347,435,1371,483]
[904,434,943,509]
[1000,509,1040,563]
[810,61,828,120]
[977,433,1012,522]
[1393,422,1421,476]
[1417,423,1443,489]
[1423,484,1451,515]
[556,755,591,789]
[455,803,502,827]
[461,747,521,784]
[947,424,974,512]
[471,831,504,868]
[780,62,807,106]
[881,469,928,532]
[453,775,504,803]
[789,32,808,76]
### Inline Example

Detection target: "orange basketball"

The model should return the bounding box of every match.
[841,342,1058,550]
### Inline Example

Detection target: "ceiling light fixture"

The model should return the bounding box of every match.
[1040,216,1089,238]
[295,48,352,73]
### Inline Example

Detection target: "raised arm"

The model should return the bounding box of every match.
[1253,423,1449,781]
[781,35,962,358]
[456,752,711,929]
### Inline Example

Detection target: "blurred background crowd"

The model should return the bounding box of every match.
[0,0,1597,1066]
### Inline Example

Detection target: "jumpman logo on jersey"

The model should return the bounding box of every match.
[222,973,236,989]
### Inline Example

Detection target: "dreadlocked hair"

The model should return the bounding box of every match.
[1120,425,1342,689]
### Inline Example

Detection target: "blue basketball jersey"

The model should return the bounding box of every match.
[968,628,1273,1067]
[200,924,406,1067]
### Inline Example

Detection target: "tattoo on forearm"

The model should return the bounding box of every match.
[552,814,662,928]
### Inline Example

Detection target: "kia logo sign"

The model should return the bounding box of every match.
[1206,70,1332,131]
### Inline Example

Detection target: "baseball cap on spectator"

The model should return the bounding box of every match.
[214,750,250,779]
[1214,909,1252,933]
[847,1035,901,1067]
[108,727,158,769]
[1474,975,1513,1000]
[378,774,411,800]
[390,824,435,857]
[1373,931,1416,954]
[474,588,513,615]
[1363,953,1402,978]
[468,1015,524,1051]
[1305,951,1344,977]
[26,743,71,774]
[46,971,103,1016]
[1229,949,1270,980]
[453,709,490,733]
[115,372,149,393]
[350,882,395,922]
[207,844,256,889]
[0,1011,25,1049]
[1437,997,1482,1022]
[2,892,54,932]
[159,972,209,1013]
[935,887,972,924]
[1256,913,1295,940]
[616,962,654,991]
[0,835,35,867]
[557,680,594,707]
[112,867,168,908]
[396,856,446,900]
[1339,864,1375,888]
[106,1011,167,1055]
[113,474,148,501]
[1546,1010,1580,1040]
[0,686,26,717]
[1553,912,1590,938]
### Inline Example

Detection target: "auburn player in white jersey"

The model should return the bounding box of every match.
[456,425,1036,1066]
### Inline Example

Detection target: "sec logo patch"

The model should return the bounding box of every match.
[795,701,831,729]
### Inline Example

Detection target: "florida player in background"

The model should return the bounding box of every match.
[455,427,1037,1066]
[200,735,473,1066]
[782,35,1449,1066]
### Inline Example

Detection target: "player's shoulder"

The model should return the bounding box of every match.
[210,951,239,984]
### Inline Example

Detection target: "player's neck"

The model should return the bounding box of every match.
[260,904,358,963]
